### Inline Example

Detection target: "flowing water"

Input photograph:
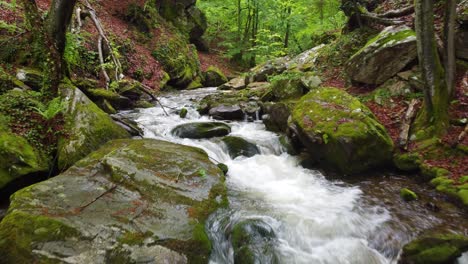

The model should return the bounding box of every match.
[121,87,468,264]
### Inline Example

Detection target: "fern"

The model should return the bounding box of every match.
[33,97,66,120]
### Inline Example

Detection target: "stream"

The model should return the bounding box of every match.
[119,87,467,264]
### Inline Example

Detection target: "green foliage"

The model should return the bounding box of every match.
[32,97,66,121]
[198,168,207,178]
[198,0,346,65]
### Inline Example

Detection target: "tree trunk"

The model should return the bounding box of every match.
[284,6,291,48]
[414,0,449,133]
[444,0,457,97]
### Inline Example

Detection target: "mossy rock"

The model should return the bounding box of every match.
[203,66,228,87]
[0,138,227,263]
[0,68,29,94]
[346,26,417,85]
[400,188,418,201]
[262,102,292,133]
[15,68,43,90]
[230,219,279,264]
[399,233,468,264]
[430,175,468,207]
[0,120,48,189]
[289,87,394,174]
[270,72,307,100]
[393,152,422,171]
[57,83,130,170]
[171,122,231,139]
[152,34,202,89]
[222,136,260,158]
[179,108,188,118]
[187,76,204,90]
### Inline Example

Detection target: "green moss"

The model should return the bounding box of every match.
[187,77,203,90]
[393,153,422,171]
[290,87,393,174]
[203,66,228,87]
[0,211,79,263]
[134,100,154,108]
[421,165,450,180]
[179,108,188,118]
[117,231,153,246]
[400,188,418,201]
[217,163,228,175]
[87,88,122,101]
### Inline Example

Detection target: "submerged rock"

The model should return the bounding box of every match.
[0,139,227,263]
[289,87,394,174]
[399,233,468,264]
[57,83,130,170]
[230,219,279,264]
[346,26,417,85]
[171,122,231,139]
[222,136,260,158]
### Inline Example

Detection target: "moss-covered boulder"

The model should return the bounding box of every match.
[0,139,227,263]
[0,118,48,189]
[262,102,292,133]
[222,136,260,158]
[393,152,422,171]
[399,233,468,264]
[230,219,279,264]
[171,122,231,139]
[289,87,394,174]
[346,26,417,85]
[430,175,468,207]
[57,83,130,170]
[0,68,29,94]
[152,35,202,89]
[203,66,228,87]
[400,188,418,201]
[270,72,308,100]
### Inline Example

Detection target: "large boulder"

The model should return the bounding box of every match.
[203,66,228,87]
[0,139,227,263]
[261,102,292,133]
[222,136,260,158]
[289,87,394,174]
[399,233,468,264]
[57,84,130,170]
[0,118,48,189]
[346,26,417,85]
[171,122,231,139]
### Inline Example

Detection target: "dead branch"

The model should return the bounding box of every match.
[140,83,169,116]
[74,6,82,33]
[82,0,122,87]
[399,99,420,149]
[457,124,468,145]
[378,5,414,18]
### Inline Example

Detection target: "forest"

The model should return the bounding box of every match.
[0,0,467,263]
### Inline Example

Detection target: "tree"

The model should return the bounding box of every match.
[414,0,449,134]
[21,0,78,95]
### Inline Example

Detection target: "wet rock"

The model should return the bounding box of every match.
[217,163,229,174]
[262,102,291,133]
[86,88,132,110]
[57,84,130,170]
[110,114,144,137]
[399,233,468,264]
[289,87,394,174]
[222,136,260,158]
[179,108,188,118]
[203,66,228,87]
[346,26,417,85]
[218,77,246,90]
[0,115,48,189]
[0,139,227,263]
[230,219,279,264]
[400,188,418,201]
[171,122,231,139]
[393,153,422,172]
[209,104,244,120]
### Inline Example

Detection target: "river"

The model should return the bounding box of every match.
[120,87,468,264]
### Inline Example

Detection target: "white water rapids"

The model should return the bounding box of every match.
[121,88,468,264]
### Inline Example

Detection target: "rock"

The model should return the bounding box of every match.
[393,153,422,171]
[203,66,228,87]
[110,114,144,137]
[222,136,260,158]
[346,26,417,85]
[0,139,227,263]
[289,87,394,174]
[300,72,322,90]
[286,44,325,71]
[217,163,229,174]
[171,122,231,139]
[57,83,130,170]
[218,77,246,90]
[0,118,48,189]
[86,88,132,110]
[187,77,204,90]
[0,69,29,94]
[399,233,468,264]
[179,108,188,118]
[400,188,418,201]
[230,219,279,264]
[262,102,291,133]
[15,68,43,90]
[209,104,244,120]
[271,72,308,100]
[246,56,289,84]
